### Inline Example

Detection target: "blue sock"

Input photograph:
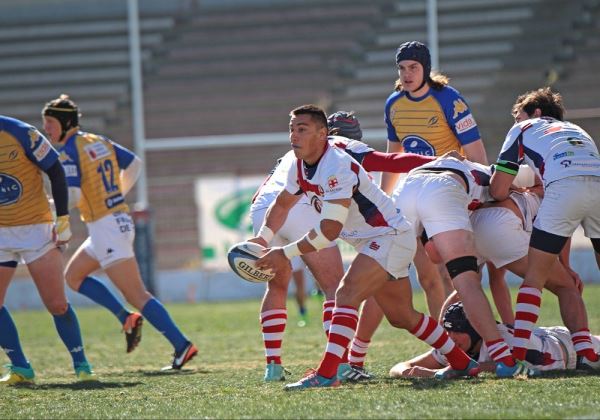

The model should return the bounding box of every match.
[78,276,130,324]
[52,304,87,366]
[0,307,31,369]
[141,298,188,352]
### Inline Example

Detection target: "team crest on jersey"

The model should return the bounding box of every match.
[0,173,23,206]
[327,175,338,189]
[452,99,468,119]
[33,139,51,161]
[401,135,435,156]
[28,128,40,149]
[84,142,111,161]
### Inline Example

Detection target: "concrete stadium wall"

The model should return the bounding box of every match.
[5,247,598,311]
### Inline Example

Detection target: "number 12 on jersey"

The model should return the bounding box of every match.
[97,159,118,193]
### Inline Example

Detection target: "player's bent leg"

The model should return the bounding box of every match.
[434,230,520,375]
[302,245,344,300]
[375,278,478,379]
[260,270,291,379]
[115,263,197,369]
[286,255,388,391]
[348,296,383,369]
[413,241,447,319]
[64,242,99,291]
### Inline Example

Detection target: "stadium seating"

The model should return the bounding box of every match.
[2,0,598,271]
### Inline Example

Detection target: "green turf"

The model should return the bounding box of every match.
[1,285,599,419]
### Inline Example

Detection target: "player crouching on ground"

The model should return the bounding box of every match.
[390,302,600,378]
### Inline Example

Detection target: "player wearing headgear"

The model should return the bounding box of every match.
[382,40,488,192]
[368,42,492,352]
[252,104,478,390]
[389,302,600,378]
[0,115,95,384]
[391,155,538,378]
[490,87,600,370]
[250,110,433,382]
[42,95,197,370]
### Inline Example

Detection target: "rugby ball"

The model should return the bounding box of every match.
[227,241,275,283]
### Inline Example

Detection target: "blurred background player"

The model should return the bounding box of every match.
[490,87,600,370]
[347,40,492,377]
[42,95,197,370]
[389,302,600,377]
[0,115,94,384]
[290,262,308,327]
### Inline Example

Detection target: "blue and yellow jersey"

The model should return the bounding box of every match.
[59,131,136,223]
[0,116,57,227]
[384,85,481,156]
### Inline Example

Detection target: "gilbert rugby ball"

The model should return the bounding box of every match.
[227,241,275,283]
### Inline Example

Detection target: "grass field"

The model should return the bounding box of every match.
[2,285,600,419]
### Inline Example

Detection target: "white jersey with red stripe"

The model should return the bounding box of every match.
[433,324,597,371]
[498,117,600,186]
[250,136,376,213]
[284,143,411,241]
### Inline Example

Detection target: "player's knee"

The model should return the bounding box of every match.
[64,271,82,291]
[45,299,68,315]
[445,256,478,279]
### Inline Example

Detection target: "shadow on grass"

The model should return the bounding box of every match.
[377,376,483,390]
[35,380,142,390]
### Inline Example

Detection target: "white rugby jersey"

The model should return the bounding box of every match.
[284,143,411,241]
[498,117,600,186]
[509,190,541,232]
[409,156,492,202]
[250,136,376,213]
[433,325,596,371]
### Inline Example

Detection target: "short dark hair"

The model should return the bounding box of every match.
[290,104,328,130]
[512,87,565,121]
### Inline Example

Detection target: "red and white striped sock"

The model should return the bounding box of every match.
[572,328,599,361]
[322,300,335,337]
[486,339,514,366]
[348,337,371,368]
[260,309,287,365]
[317,305,358,379]
[410,313,470,370]
[512,286,542,361]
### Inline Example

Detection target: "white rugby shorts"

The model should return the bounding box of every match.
[535,175,600,238]
[470,207,529,268]
[350,230,416,279]
[0,223,55,264]
[250,202,336,249]
[394,172,472,238]
[82,211,135,268]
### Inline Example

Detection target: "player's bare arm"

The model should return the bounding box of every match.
[462,139,488,165]
[255,198,350,275]
[389,351,443,378]
[489,169,516,201]
[249,189,300,247]
[380,140,404,194]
